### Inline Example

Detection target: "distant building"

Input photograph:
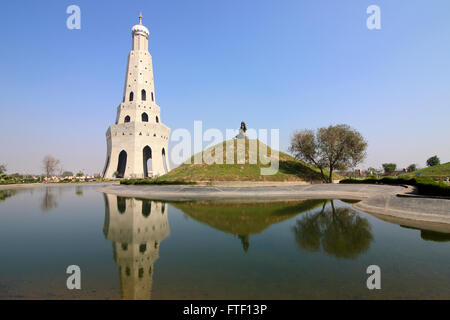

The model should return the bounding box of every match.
[382,169,408,177]
[338,169,366,178]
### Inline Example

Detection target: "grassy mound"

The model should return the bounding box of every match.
[405,162,450,180]
[158,139,336,182]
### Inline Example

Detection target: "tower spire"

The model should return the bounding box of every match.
[139,12,143,25]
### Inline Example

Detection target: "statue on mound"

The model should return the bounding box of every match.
[235,121,247,139]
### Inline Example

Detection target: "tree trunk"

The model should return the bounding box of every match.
[328,166,333,183]
[319,167,327,183]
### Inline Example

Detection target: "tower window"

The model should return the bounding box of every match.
[141,89,146,101]
[141,112,148,122]
[129,91,134,102]
[156,116,159,123]
[151,92,154,101]
[124,116,130,123]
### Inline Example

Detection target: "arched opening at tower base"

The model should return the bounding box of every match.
[162,148,168,174]
[117,150,127,178]
[143,146,152,177]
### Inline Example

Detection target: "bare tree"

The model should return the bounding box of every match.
[0,164,6,174]
[42,155,60,177]
[289,124,367,183]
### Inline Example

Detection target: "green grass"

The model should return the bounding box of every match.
[155,139,339,182]
[0,174,41,185]
[340,176,450,197]
[405,162,450,180]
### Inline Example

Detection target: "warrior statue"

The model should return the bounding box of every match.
[235,121,247,139]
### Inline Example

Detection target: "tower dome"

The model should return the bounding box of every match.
[132,12,149,37]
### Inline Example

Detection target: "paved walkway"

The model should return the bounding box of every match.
[98,183,401,201]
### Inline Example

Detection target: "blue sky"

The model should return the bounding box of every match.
[1,0,449,174]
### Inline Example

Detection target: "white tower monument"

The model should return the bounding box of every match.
[103,13,170,179]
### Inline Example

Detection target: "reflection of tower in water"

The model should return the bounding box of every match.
[103,194,170,300]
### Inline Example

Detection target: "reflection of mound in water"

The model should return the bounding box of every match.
[172,200,325,253]
[292,200,373,259]
[103,194,170,300]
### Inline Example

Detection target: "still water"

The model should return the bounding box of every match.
[0,185,449,299]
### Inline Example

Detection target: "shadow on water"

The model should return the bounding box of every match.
[292,200,373,259]
[102,193,170,300]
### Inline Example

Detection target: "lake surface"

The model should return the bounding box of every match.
[0,185,449,299]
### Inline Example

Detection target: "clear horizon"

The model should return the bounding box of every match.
[1,0,450,175]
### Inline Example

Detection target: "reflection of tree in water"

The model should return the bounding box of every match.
[40,188,58,212]
[292,201,373,259]
[75,186,83,196]
[0,190,16,203]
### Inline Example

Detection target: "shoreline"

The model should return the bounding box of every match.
[2,182,449,228]
[0,181,118,191]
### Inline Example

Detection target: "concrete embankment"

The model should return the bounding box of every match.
[98,183,401,202]
[353,192,450,225]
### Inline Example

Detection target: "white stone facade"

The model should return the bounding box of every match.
[103,15,170,178]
